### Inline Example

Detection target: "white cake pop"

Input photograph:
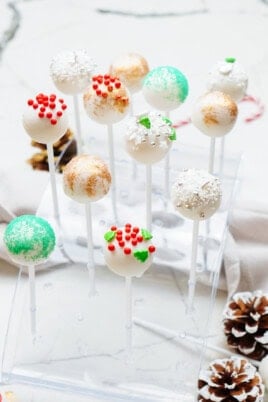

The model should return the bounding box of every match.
[83,74,130,124]
[125,112,176,164]
[109,53,149,94]
[191,91,238,138]
[50,49,96,95]
[207,58,248,102]
[171,169,222,220]
[103,223,156,278]
[142,66,189,111]
[23,93,68,144]
[63,154,111,203]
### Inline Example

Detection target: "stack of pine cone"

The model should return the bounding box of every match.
[27,128,77,173]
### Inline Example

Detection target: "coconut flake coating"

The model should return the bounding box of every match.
[198,356,264,402]
[171,169,222,220]
[4,215,56,265]
[109,53,149,93]
[191,91,238,137]
[142,66,189,111]
[125,112,176,164]
[50,49,96,95]
[207,59,248,102]
[83,74,130,124]
[63,154,112,203]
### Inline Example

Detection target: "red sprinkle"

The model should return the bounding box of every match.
[51,119,57,125]
[110,78,115,83]
[119,241,125,247]
[49,103,56,109]
[104,74,110,79]
[108,244,115,251]
[96,90,102,96]
[125,223,132,228]
[108,86,113,92]
[57,111,63,117]
[111,226,117,231]
[59,99,64,103]
[93,84,98,90]
[38,112,44,118]
[115,82,121,89]
[131,232,137,238]
[40,107,46,112]
[46,112,52,118]
[148,245,156,253]
[102,92,108,98]
[117,229,122,235]
[137,235,143,242]
[132,240,138,246]
[61,104,67,110]
[125,235,131,241]
[116,235,122,241]
[124,248,131,255]
[33,103,38,109]
[125,227,131,233]
[133,227,139,233]
[104,80,110,86]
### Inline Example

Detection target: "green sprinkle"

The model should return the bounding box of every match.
[104,231,116,242]
[4,215,56,265]
[133,250,149,263]
[162,116,172,125]
[169,128,177,141]
[141,228,153,240]
[139,116,151,129]
[225,57,236,63]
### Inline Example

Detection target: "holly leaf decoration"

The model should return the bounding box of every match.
[104,231,116,242]
[169,128,177,141]
[141,228,153,240]
[139,116,151,129]
[133,249,149,263]
[225,57,236,63]
[162,116,172,126]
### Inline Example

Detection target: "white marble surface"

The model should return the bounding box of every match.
[0,0,268,400]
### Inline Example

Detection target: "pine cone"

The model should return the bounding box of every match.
[223,291,268,361]
[198,356,264,401]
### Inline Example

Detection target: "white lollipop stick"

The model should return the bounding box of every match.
[73,94,83,154]
[125,276,133,362]
[47,142,60,223]
[133,317,261,369]
[187,220,199,313]
[146,164,152,231]
[28,265,36,337]
[208,137,216,174]
[164,111,170,209]
[85,202,96,296]
[107,124,118,222]
[129,101,138,181]
[219,136,225,177]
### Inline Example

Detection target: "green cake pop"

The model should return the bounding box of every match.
[4,215,56,266]
[142,66,189,112]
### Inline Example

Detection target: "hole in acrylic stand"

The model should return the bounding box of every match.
[152,211,184,228]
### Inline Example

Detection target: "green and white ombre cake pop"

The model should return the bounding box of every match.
[142,66,189,111]
[4,215,56,266]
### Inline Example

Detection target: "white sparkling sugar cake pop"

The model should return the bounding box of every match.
[109,53,149,93]
[207,57,248,102]
[103,223,156,278]
[142,65,189,111]
[50,49,96,95]
[125,112,176,164]
[171,168,222,220]
[63,154,111,203]
[191,91,238,137]
[23,93,68,144]
[83,74,130,124]
[4,215,56,266]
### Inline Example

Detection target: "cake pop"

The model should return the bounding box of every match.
[23,93,68,144]
[207,58,248,102]
[109,53,149,94]
[125,112,176,164]
[191,91,238,138]
[142,66,188,112]
[23,93,69,224]
[50,49,96,95]
[4,215,56,336]
[171,169,222,312]
[103,223,156,278]
[83,74,130,124]
[104,223,155,360]
[63,155,111,295]
[125,111,176,229]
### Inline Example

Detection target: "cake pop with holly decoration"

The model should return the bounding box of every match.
[103,223,156,278]
[83,74,130,124]
[23,93,68,144]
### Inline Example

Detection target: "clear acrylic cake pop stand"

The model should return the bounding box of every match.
[1,142,241,401]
